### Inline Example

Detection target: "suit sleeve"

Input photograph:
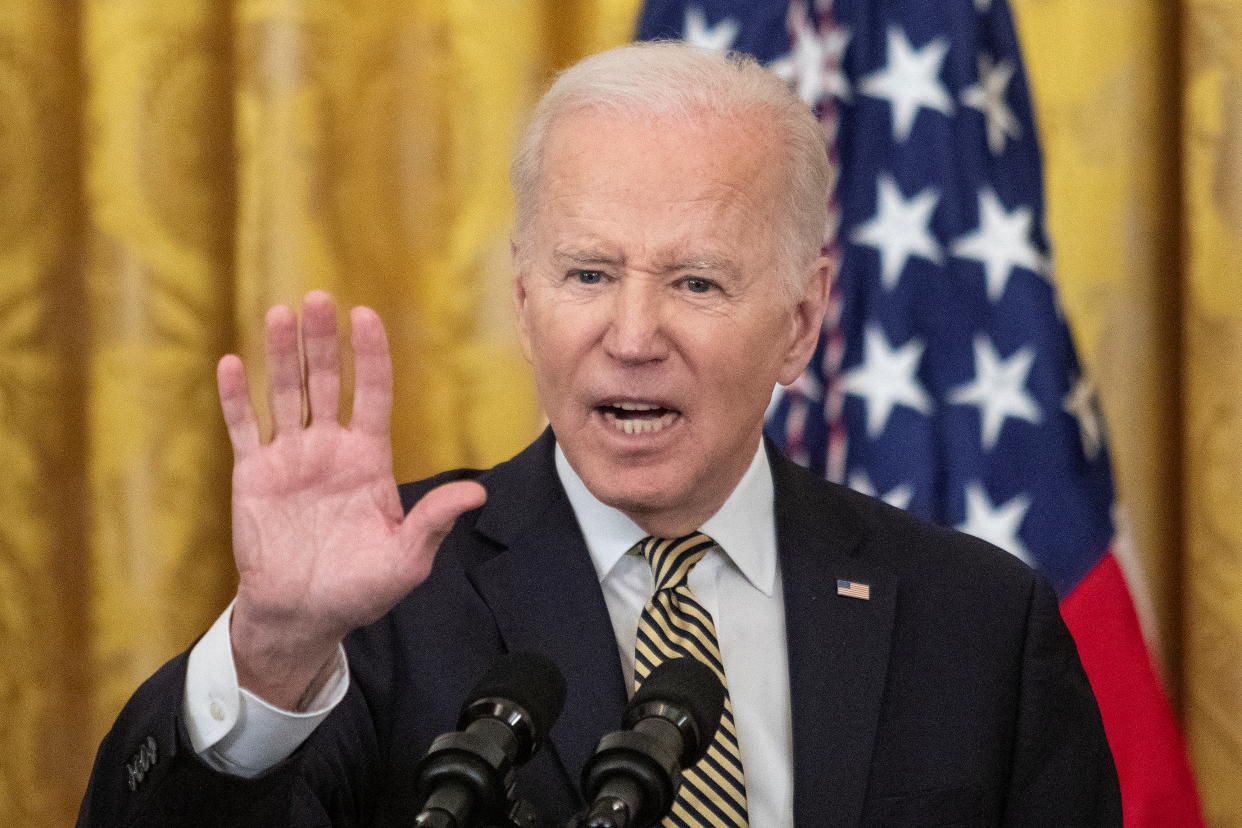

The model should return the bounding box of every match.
[77,647,385,827]
[1001,575,1122,826]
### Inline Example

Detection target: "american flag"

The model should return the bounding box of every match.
[835,579,871,600]
[636,1,1202,824]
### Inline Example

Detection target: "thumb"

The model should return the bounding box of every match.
[399,480,488,555]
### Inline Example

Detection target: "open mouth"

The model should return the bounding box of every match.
[596,401,680,435]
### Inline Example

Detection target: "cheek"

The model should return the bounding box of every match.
[693,318,790,384]
[527,308,587,383]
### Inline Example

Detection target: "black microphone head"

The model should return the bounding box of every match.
[459,651,567,746]
[627,657,725,765]
[417,654,565,823]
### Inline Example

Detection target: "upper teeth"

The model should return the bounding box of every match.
[616,402,659,411]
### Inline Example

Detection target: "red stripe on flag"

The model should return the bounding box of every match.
[1061,551,1203,826]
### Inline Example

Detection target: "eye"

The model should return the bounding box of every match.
[573,269,605,285]
[681,276,717,294]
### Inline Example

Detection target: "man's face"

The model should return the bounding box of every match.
[514,107,828,535]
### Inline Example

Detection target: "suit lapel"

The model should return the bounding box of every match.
[771,447,897,827]
[468,430,628,800]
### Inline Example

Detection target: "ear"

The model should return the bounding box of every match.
[777,255,833,385]
[512,247,534,363]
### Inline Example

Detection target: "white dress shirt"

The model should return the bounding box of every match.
[184,438,794,827]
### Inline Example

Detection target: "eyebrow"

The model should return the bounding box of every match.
[552,246,623,266]
[551,246,741,277]
[655,255,741,276]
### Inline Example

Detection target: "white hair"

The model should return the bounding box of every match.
[510,41,831,305]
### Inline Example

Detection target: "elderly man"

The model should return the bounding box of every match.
[80,43,1119,827]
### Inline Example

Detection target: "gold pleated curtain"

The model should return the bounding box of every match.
[3,1,1242,826]
[0,1,640,824]
[1013,1,1242,824]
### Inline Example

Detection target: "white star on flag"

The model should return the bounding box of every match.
[859,27,954,142]
[771,1,851,107]
[1063,374,1106,460]
[961,54,1022,155]
[842,325,933,438]
[956,481,1032,564]
[949,336,1042,450]
[975,0,994,11]
[682,5,739,52]
[851,174,942,290]
[848,471,915,510]
[951,188,1044,303]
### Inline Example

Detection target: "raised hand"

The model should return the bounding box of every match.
[219,291,486,709]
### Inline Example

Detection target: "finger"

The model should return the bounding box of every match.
[349,306,393,436]
[301,290,340,426]
[265,304,304,435]
[398,481,488,571]
[217,354,260,455]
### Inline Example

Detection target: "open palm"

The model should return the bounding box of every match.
[219,292,485,708]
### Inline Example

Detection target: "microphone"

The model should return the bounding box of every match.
[414,652,567,828]
[579,658,726,828]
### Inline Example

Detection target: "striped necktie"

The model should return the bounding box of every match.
[634,532,749,828]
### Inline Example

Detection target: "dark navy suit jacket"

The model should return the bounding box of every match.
[79,430,1120,826]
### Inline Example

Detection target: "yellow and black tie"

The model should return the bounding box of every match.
[634,532,749,828]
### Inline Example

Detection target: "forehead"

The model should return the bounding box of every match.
[534,107,783,243]
[544,105,777,186]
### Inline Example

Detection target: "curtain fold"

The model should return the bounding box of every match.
[1181,2,1242,822]
[81,0,238,738]
[1014,1,1242,823]
[0,3,90,822]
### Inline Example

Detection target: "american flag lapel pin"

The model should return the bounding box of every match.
[836,579,871,600]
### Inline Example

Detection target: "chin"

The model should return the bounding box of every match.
[587,477,674,514]
[587,472,704,530]
[558,430,710,522]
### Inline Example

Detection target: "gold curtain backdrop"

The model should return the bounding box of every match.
[1014,1,1242,823]
[0,1,1240,825]
[0,1,640,823]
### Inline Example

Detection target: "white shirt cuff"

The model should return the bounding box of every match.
[183,600,350,778]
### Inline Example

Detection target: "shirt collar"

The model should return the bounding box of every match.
[554,439,777,596]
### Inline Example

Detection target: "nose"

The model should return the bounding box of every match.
[602,277,669,365]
